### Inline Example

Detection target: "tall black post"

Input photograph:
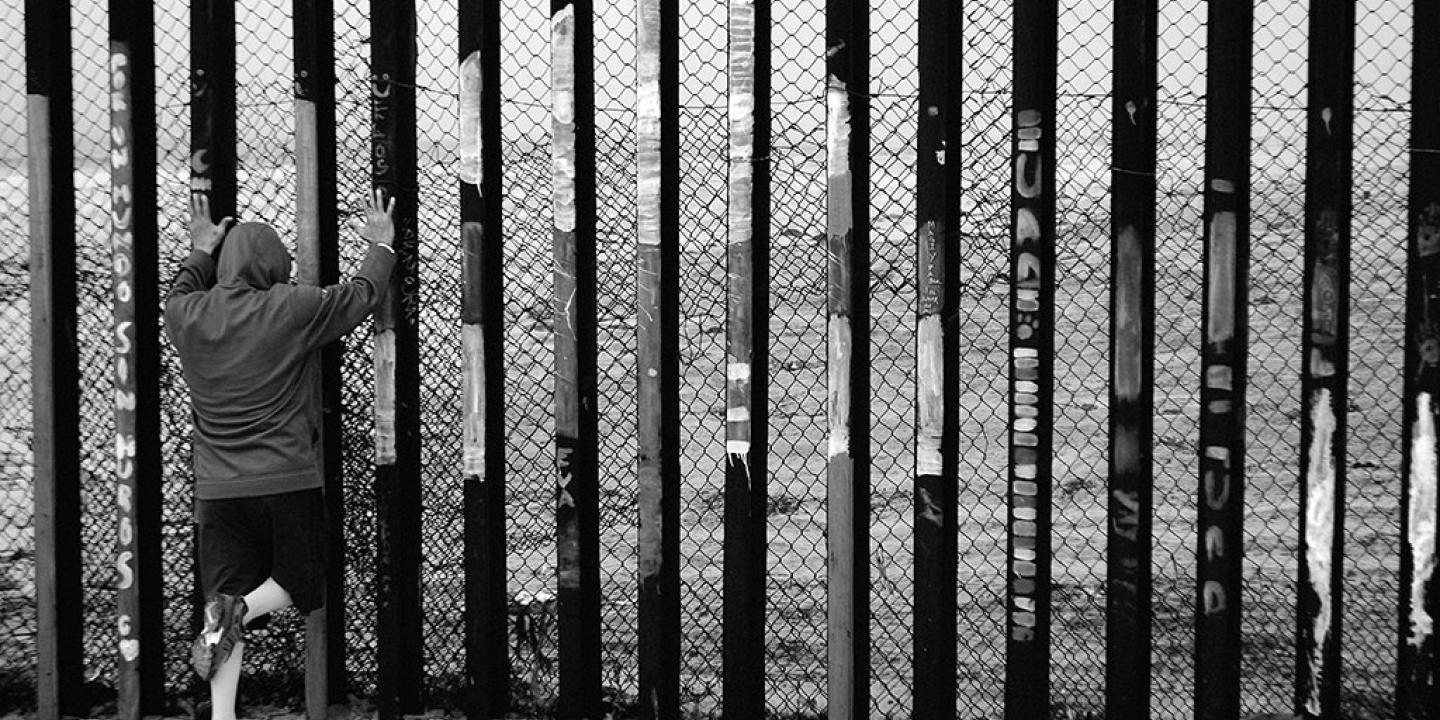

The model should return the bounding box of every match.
[912,0,961,715]
[293,0,346,714]
[1194,1,1251,718]
[111,0,165,716]
[635,0,681,716]
[26,2,83,717]
[1106,0,1157,716]
[551,1,603,717]
[1399,1,1440,716]
[721,0,770,716]
[824,0,870,717]
[1296,1,1354,716]
[459,0,509,717]
[189,0,236,703]
[1005,1,1057,718]
[370,0,425,716]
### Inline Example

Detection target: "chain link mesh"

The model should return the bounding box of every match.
[0,1,1422,717]
[0,1,32,707]
[1244,2,1309,714]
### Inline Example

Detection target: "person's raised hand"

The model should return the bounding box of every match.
[357,188,397,247]
[189,192,234,255]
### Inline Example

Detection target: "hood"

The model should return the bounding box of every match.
[216,222,291,290]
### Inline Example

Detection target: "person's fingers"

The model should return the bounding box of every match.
[386,197,396,216]
[219,216,235,232]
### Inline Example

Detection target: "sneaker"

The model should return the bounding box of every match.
[190,593,247,680]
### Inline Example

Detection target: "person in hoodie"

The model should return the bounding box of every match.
[166,189,397,720]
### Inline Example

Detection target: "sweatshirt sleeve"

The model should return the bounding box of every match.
[294,242,398,350]
[163,250,216,334]
[168,250,216,300]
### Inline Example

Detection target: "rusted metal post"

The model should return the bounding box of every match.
[1399,1,1440,714]
[721,0,770,715]
[1296,1,1354,716]
[636,0,681,716]
[111,1,165,716]
[825,0,869,717]
[26,2,83,718]
[294,0,346,714]
[1194,1,1250,717]
[371,0,425,716]
[459,0,509,717]
[1106,0,1156,715]
[1005,1,1056,717]
[552,1,603,717]
[912,0,960,715]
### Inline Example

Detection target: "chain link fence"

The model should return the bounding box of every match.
[0,1,1420,717]
[0,1,32,708]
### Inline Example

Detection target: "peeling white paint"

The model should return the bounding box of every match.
[726,440,751,456]
[1206,211,1237,345]
[727,0,755,249]
[1409,392,1437,649]
[828,318,852,458]
[727,406,750,423]
[462,324,485,477]
[727,362,751,382]
[637,0,662,247]
[551,5,577,233]
[917,315,943,476]
[458,50,483,186]
[1114,226,1142,401]
[827,75,851,180]
[1304,388,1337,714]
[374,329,397,465]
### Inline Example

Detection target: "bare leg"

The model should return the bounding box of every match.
[209,639,243,720]
[243,578,292,624]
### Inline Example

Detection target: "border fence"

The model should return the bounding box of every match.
[0,1,1436,719]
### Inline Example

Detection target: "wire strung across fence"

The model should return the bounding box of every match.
[0,1,1423,718]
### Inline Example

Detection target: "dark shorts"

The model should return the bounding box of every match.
[195,488,328,614]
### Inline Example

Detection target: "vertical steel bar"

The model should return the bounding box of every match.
[1296,1,1354,716]
[1005,1,1057,717]
[111,0,164,716]
[189,1,235,702]
[459,0,509,717]
[1194,0,1251,716]
[26,2,82,718]
[721,0,770,714]
[293,0,345,714]
[191,0,236,213]
[912,0,961,715]
[636,0,681,716]
[552,0,603,717]
[371,0,424,715]
[825,0,869,717]
[1106,0,1157,715]
[1399,1,1440,714]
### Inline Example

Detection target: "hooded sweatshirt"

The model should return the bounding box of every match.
[164,222,395,500]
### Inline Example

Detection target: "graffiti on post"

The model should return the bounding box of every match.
[110,47,141,668]
[1009,107,1044,644]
